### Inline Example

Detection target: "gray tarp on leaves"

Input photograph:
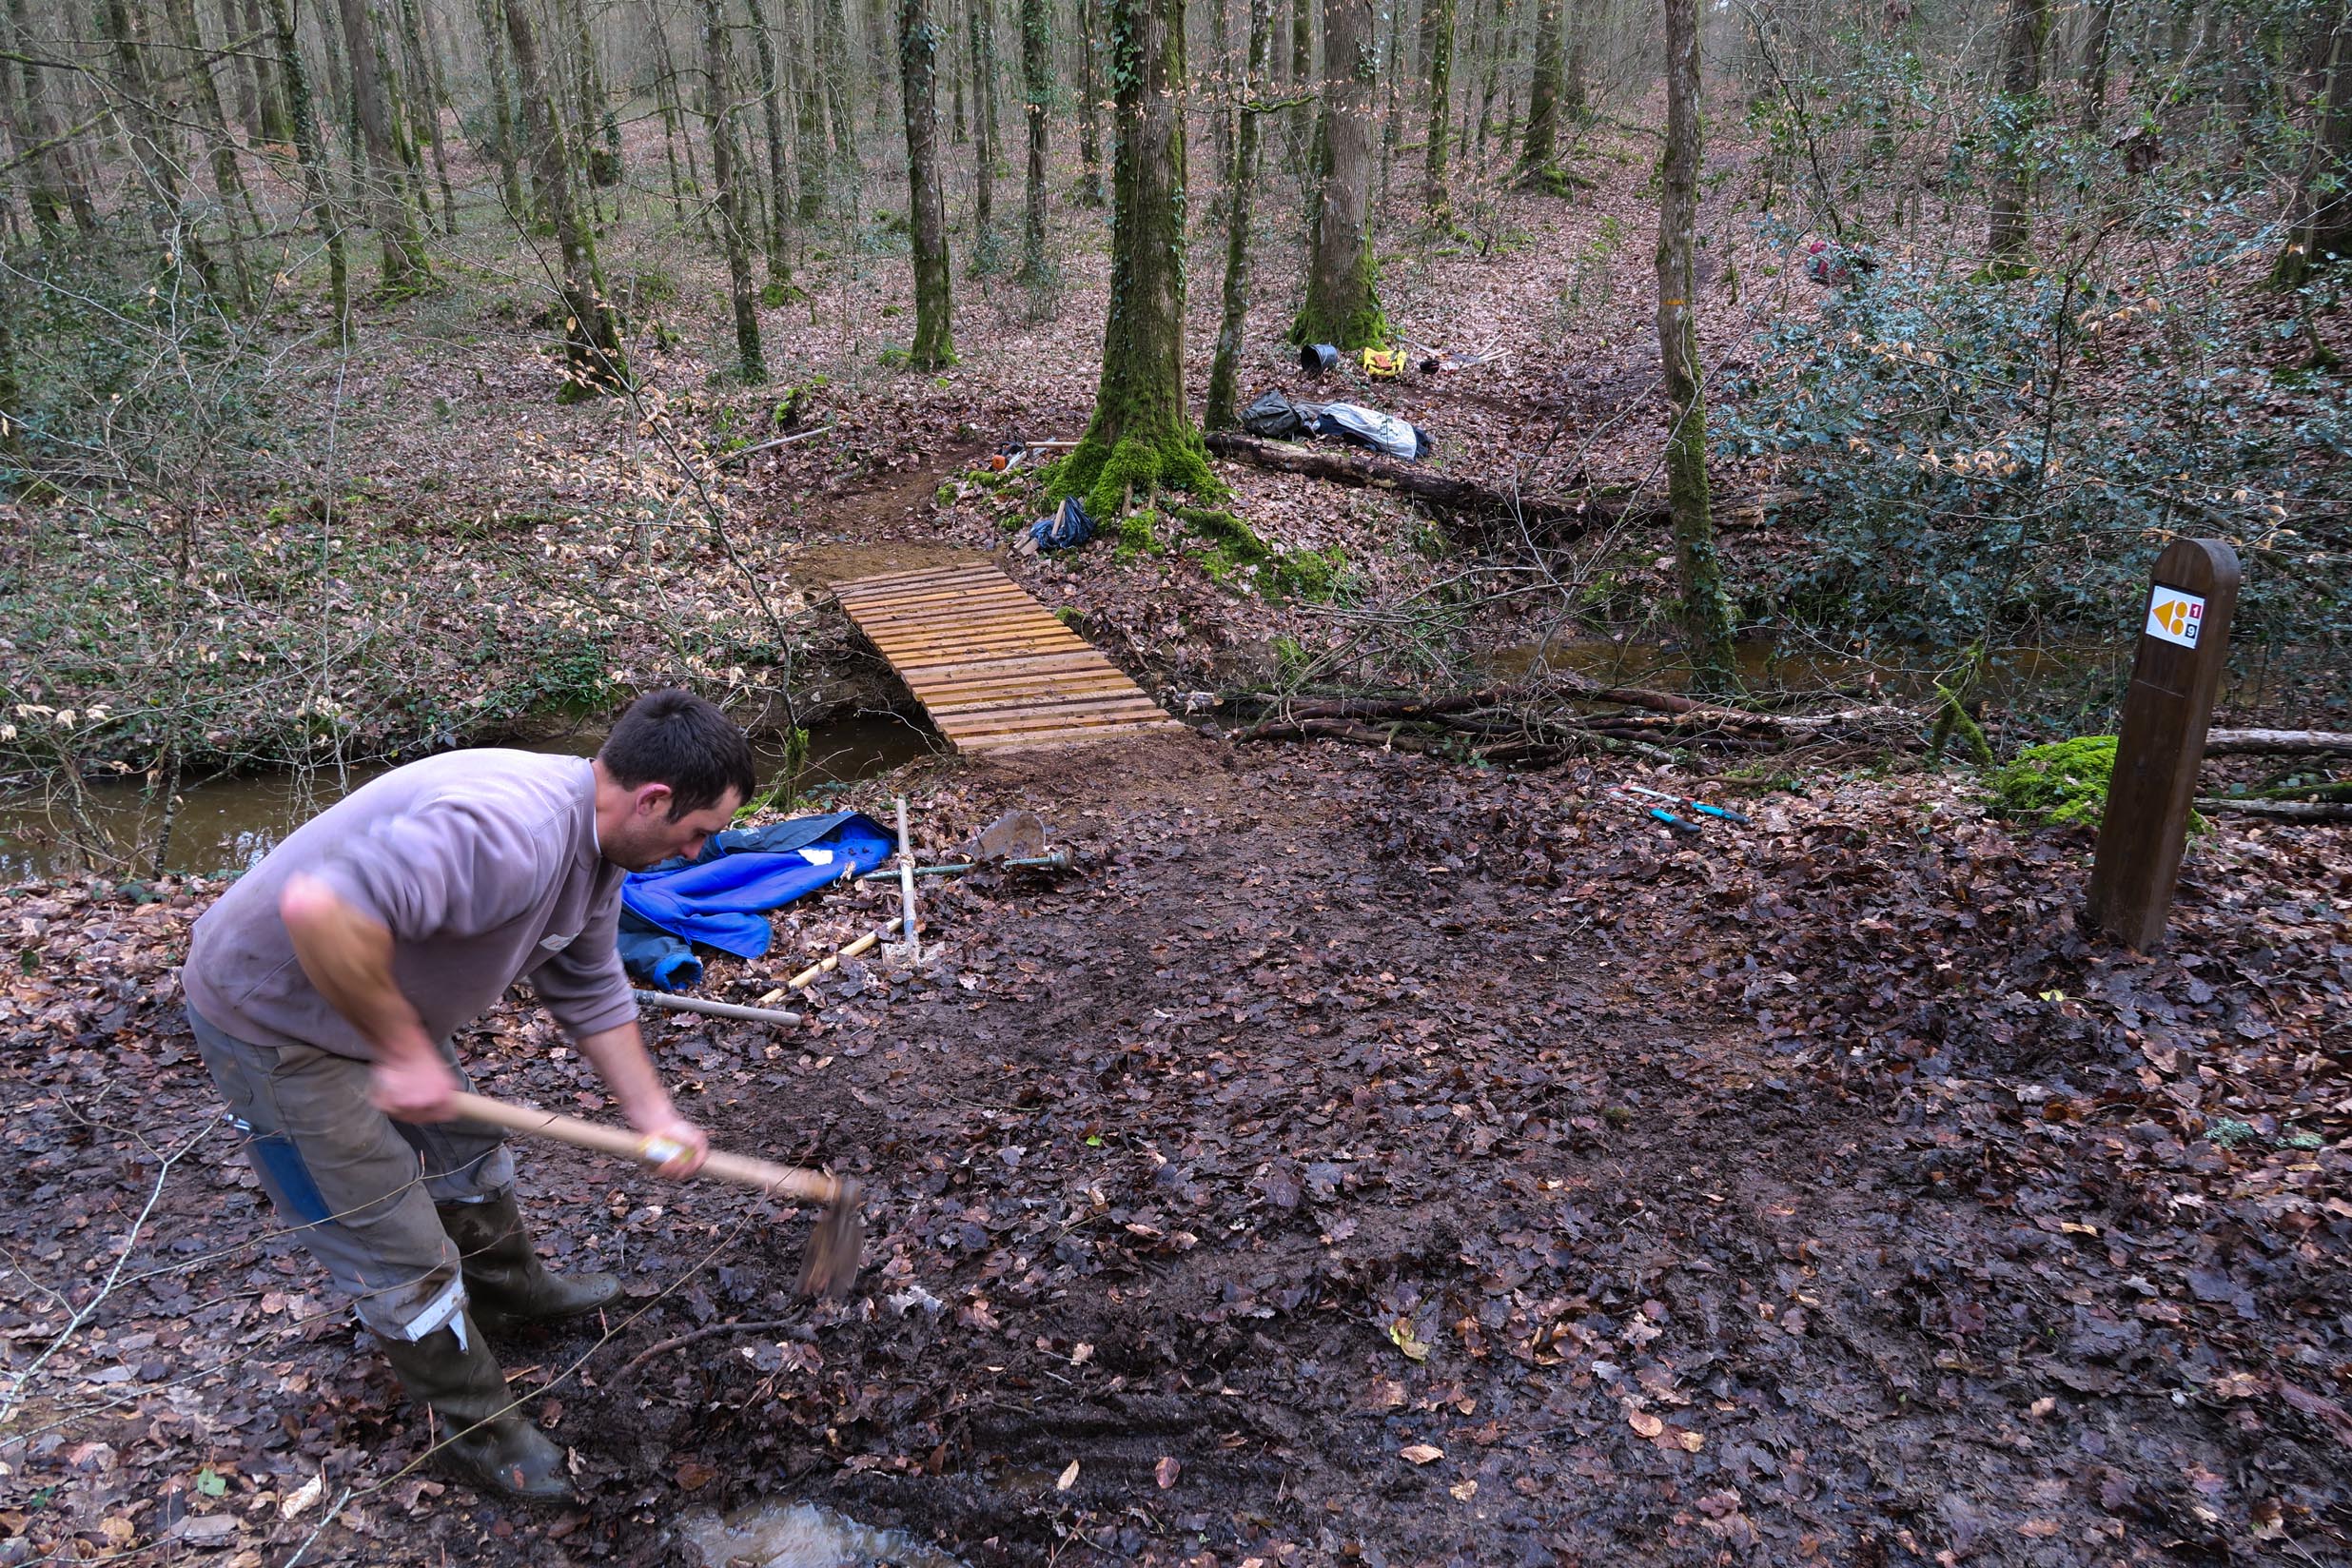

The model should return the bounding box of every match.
[1239,391,1429,463]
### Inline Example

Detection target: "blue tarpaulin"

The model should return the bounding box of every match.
[617,812,896,990]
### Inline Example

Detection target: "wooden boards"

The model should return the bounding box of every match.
[832,561,1186,755]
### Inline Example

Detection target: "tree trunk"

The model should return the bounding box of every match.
[651,17,696,225]
[394,0,456,233]
[1205,0,1273,428]
[1290,0,1309,84]
[794,0,829,222]
[105,0,228,296]
[1076,0,1105,203]
[472,0,527,217]
[1984,0,2048,271]
[951,9,968,143]
[741,0,794,283]
[1291,0,1383,347]
[1056,0,1211,518]
[412,0,463,229]
[321,3,350,177]
[0,0,61,236]
[703,0,769,379]
[336,0,430,285]
[1376,0,1400,200]
[1208,0,1234,193]
[564,0,619,189]
[1517,0,1561,186]
[368,0,427,224]
[265,0,347,335]
[6,0,96,232]
[1560,0,1585,122]
[2076,0,2115,130]
[1421,0,1454,221]
[239,0,293,143]
[0,278,21,477]
[2275,12,2351,287]
[1474,0,1504,155]
[163,0,259,305]
[968,0,998,265]
[1656,0,1735,692]
[899,0,957,365]
[1018,0,1049,278]
[820,0,855,170]
[503,0,629,395]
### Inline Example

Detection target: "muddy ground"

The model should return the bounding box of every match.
[5,723,2347,1567]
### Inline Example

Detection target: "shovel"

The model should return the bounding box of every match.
[449,1091,865,1301]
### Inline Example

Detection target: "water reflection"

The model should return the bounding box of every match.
[0,715,935,883]
[675,1498,967,1568]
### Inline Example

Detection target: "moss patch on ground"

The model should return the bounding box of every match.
[1988,736,2118,825]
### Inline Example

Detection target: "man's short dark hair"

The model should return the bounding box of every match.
[598,690,755,819]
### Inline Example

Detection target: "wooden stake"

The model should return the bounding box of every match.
[895,796,920,965]
[776,918,911,993]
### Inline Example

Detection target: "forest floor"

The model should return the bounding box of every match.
[6,116,2351,1568]
[4,735,2348,1566]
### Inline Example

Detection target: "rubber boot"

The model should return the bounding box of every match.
[437,1190,619,1332]
[378,1315,572,1499]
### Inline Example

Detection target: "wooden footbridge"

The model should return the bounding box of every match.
[831,561,1185,755]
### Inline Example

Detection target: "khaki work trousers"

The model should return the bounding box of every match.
[187,1007,516,1342]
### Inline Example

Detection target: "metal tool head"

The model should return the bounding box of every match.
[793,1176,867,1303]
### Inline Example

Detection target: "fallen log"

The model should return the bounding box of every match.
[1233,676,1912,750]
[2195,797,2352,822]
[1202,432,1801,538]
[1251,689,1511,725]
[2203,729,2352,757]
[1241,717,1457,752]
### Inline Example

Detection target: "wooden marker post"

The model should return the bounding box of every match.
[2085,539,2241,951]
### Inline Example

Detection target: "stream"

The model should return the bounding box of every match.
[0,714,935,884]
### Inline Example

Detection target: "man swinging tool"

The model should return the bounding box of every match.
[182,690,752,1499]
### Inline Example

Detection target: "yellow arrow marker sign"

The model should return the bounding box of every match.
[2144,586,2206,649]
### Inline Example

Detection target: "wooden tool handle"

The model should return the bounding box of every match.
[449,1092,841,1205]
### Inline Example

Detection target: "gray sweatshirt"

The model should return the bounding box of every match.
[183,749,636,1059]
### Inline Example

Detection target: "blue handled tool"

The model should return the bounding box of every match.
[1609,787,1702,835]
[1623,783,1751,825]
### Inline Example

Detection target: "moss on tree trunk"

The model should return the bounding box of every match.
[1656,0,1735,693]
[1051,0,1218,518]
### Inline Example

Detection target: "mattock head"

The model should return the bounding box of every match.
[794,1176,867,1303]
